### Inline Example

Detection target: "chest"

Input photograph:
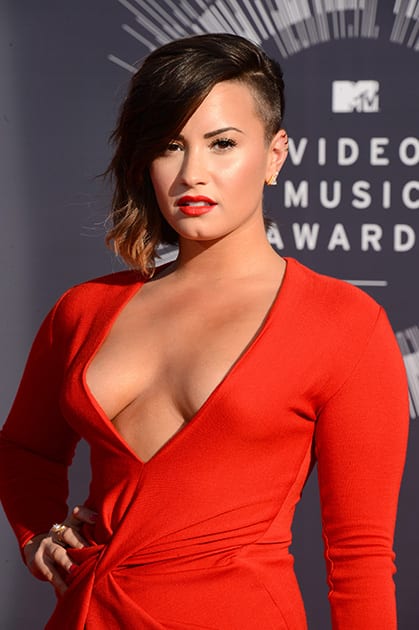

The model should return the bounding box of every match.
[84,283,280,424]
[59,274,327,465]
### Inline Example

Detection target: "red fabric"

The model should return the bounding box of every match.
[0,258,409,629]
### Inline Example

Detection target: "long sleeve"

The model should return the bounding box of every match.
[0,295,80,551]
[0,259,411,629]
[315,307,409,629]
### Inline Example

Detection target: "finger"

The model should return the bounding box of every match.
[70,505,98,525]
[43,557,69,595]
[49,523,68,546]
[57,525,88,550]
[29,539,75,587]
[50,523,87,549]
[46,539,75,572]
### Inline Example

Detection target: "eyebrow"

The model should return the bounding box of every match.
[175,127,244,140]
[203,127,244,139]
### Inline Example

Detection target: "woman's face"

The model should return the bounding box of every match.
[149,80,286,243]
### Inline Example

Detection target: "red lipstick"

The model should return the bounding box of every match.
[176,195,217,216]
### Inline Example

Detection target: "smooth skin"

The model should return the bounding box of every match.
[24,80,288,593]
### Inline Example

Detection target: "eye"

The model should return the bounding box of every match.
[210,137,237,151]
[166,141,183,152]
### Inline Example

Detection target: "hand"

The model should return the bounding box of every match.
[23,505,97,594]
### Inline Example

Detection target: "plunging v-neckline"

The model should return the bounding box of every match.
[82,258,291,465]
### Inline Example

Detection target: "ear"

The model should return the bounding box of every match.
[265,129,288,185]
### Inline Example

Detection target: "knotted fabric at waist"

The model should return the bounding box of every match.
[67,528,291,584]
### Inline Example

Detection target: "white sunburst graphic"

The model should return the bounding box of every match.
[397,326,419,420]
[108,0,418,72]
[107,0,419,418]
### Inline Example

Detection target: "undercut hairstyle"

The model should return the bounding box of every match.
[105,33,285,276]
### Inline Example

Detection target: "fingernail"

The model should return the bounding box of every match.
[90,513,98,523]
[68,564,78,574]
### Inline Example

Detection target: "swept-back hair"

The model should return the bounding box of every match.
[105,33,285,276]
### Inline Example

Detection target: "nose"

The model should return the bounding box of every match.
[178,147,208,186]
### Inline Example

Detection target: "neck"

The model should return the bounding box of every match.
[171,217,283,282]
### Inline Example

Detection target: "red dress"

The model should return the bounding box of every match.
[0,258,409,629]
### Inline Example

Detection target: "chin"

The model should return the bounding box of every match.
[171,222,227,242]
[179,231,224,243]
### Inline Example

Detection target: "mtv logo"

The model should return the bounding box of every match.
[332,80,380,113]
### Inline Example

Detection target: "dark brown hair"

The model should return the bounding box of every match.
[105,33,285,276]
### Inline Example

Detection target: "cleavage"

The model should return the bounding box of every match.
[85,279,281,462]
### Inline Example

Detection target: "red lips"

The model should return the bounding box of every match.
[176,195,217,216]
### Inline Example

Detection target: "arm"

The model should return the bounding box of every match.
[0,295,80,551]
[315,307,409,629]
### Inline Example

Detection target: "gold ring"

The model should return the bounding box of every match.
[50,522,67,545]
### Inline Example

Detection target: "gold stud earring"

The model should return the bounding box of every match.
[266,172,278,186]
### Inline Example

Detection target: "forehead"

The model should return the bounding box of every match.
[182,80,264,130]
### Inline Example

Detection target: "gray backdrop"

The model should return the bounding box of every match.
[1,1,418,628]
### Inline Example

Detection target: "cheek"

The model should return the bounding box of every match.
[222,151,267,192]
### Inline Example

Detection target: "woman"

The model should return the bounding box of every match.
[0,34,409,629]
